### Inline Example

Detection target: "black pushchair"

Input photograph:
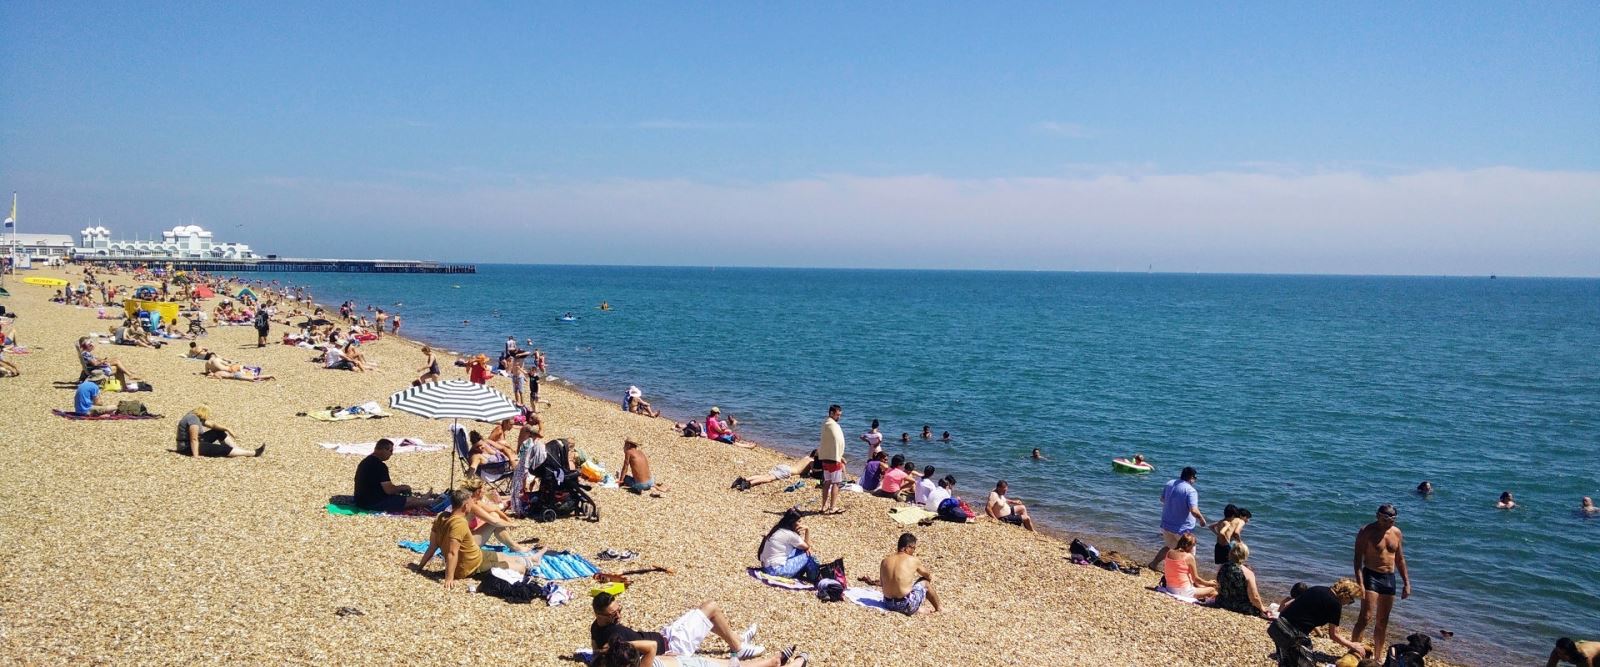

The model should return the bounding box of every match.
[519,438,599,523]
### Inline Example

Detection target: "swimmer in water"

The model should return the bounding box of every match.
[940,431,951,442]
[1416,481,1433,496]
[900,432,910,444]
[1581,497,1596,515]
[1496,491,1516,509]
[1030,448,1045,460]
[921,425,932,440]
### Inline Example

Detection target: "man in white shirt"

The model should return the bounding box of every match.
[914,465,938,507]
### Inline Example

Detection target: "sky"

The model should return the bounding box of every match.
[2,2,1597,275]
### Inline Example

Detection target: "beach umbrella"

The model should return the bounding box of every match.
[388,380,520,488]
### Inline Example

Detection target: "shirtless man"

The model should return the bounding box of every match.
[865,533,941,615]
[986,480,1035,531]
[1352,504,1410,653]
[732,449,817,491]
[1548,637,1600,667]
[619,439,666,496]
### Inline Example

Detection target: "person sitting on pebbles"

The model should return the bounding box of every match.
[619,439,667,496]
[413,489,542,587]
[861,532,942,616]
[353,438,438,512]
[177,405,265,458]
[1548,637,1600,667]
[986,480,1035,531]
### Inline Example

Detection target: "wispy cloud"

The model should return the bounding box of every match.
[238,165,1600,276]
[1035,121,1093,139]
[633,119,755,130]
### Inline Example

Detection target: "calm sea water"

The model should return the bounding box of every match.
[257,265,1598,663]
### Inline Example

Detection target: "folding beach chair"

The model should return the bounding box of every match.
[450,423,513,494]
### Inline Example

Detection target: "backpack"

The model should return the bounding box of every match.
[115,400,150,417]
[815,578,844,602]
[937,498,968,522]
[478,576,544,604]
[1069,538,1101,565]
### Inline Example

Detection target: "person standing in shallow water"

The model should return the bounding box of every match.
[1352,504,1410,656]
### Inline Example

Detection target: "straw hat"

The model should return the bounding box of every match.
[709,406,720,414]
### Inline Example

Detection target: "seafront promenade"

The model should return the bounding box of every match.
[0,266,1410,666]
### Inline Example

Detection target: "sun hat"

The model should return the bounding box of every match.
[710,406,721,414]
[628,386,642,398]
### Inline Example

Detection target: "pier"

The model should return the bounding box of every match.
[73,256,475,274]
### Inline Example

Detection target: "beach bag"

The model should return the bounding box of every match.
[1069,538,1101,564]
[819,557,845,584]
[104,376,122,392]
[115,400,149,417]
[936,498,968,522]
[681,421,702,438]
[479,576,543,604]
[815,578,844,602]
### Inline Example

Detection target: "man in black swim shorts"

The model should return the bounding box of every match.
[1352,504,1410,653]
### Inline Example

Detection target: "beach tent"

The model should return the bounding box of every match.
[193,285,215,298]
[236,287,257,300]
[134,285,160,301]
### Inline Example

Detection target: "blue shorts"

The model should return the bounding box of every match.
[882,580,927,615]
[623,475,654,492]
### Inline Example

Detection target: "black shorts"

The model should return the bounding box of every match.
[180,430,231,456]
[1213,542,1231,565]
[1362,567,1398,596]
[1000,513,1024,525]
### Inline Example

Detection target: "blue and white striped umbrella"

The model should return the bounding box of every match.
[388,379,520,422]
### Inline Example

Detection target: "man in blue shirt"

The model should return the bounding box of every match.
[73,379,115,416]
[1148,466,1208,571]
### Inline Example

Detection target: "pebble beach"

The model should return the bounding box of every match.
[0,267,1447,666]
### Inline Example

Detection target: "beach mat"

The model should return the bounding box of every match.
[318,439,443,456]
[52,409,161,421]
[396,540,599,580]
[888,506,935,526]
[747,567,814,591]
[844,587,893,611]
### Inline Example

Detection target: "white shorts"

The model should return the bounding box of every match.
[660,608,713,656]
[1162,529,1183,549]
[769,464,793,480]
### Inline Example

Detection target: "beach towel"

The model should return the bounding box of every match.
[843,587,893,611]
[747,567,815,591]
[51,409,160,421]
[307,403,388,421]
[1152,585,1202,604]
[395,541,599,580]
[326,496,433,517]
[318,439,443,456]
[888,506,936,526]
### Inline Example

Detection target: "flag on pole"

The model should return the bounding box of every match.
[3,192,14,228]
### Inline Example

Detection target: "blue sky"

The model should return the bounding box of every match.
[2,2,1597,275]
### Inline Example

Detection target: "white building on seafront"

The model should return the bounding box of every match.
[75,225,254,259]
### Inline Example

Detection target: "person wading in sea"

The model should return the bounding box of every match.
[1352,504,1411,654]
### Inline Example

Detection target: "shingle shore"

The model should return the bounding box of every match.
[0,267,1442,666]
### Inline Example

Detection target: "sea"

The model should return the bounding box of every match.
[251,265,1599,664]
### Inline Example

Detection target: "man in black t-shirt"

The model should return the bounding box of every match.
[353,439,435,512]
[1268,578,1367,667]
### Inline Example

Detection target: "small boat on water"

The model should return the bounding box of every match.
[559,312,577,322]
[1111,457,1154,473]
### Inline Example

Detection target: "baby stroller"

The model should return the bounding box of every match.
[519,438,599,523]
